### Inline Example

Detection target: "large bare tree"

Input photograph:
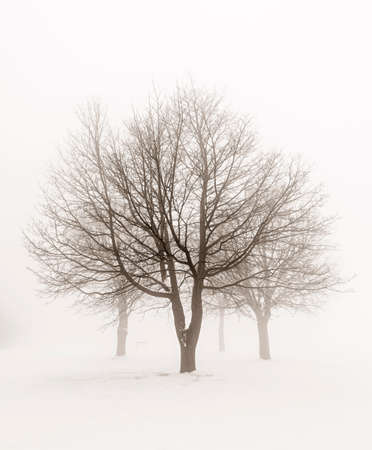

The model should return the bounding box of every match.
[26,86,336,372]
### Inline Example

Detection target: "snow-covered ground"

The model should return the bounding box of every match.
[2,338,371,450]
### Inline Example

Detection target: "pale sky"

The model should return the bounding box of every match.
[1,0,371,357]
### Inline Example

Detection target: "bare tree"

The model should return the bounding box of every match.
[84,281,143,357]
[218,187,340,360]
[108,280,143,357]
[110,291,143,357]
[24,105,145,356]
[25,212,143,356]
[203,293,229,352]
[26,86,337,372]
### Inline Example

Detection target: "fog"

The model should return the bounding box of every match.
[1,1,371,449]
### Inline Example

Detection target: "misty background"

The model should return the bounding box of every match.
[1,0,371,360]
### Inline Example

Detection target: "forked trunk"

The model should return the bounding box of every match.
[257,316,271,360]
[171,283,203,373]
[177,319,201,373]
[116,300,128,356]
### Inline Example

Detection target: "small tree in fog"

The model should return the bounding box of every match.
[82,280,143,357]
[24,154,144,357]
[219,192,340,360]
[114,293,136,356]
[203,293,229,352]
[25,217,144,356]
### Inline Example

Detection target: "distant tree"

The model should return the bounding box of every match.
[25,86,338,372]
[203,293,229,352]
[218,184,340,360]
[79,280,144,357]
[114,294,133,356]
[25,216,144,355]
[24,132,144,357]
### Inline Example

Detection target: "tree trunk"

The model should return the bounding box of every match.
[182,281,203,373]
[180,341,197,372]
[257,316,271,360]
[218,302,225,352]
[176,318,201,373]
[116,299,128,356]
[171,281,203,373]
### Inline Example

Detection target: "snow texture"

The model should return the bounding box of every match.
[1,346,371,450]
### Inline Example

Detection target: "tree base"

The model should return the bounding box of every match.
[180,345,196,373]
